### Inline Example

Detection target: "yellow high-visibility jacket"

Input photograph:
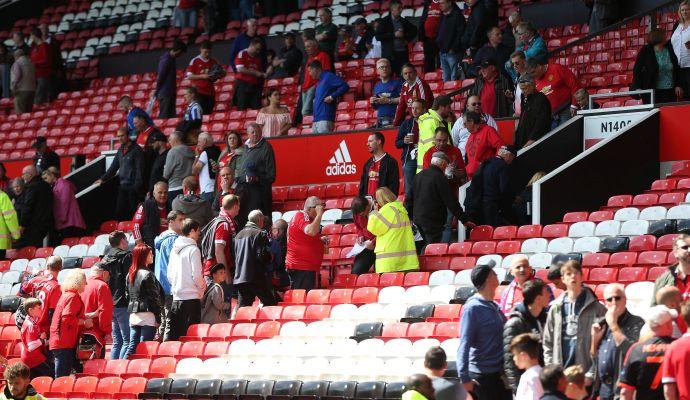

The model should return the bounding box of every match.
[417,109,451,172]
[0,191,19,250]
[367,201,419,273]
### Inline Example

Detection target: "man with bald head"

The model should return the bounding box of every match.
[132,181,170,249]
[192,132,221,204]
[17,165,52,247]
[499,255,533,315]
[404,373,436,400]
[590,283,644,400]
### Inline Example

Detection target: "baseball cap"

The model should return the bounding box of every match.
[354,17,367,25]
[479,58,497,68]
[31,136,47,148]
[645,305,678,328]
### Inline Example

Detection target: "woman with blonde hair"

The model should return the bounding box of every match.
[49,269,90,377]
[367,187,419,273]
[671,0,690,99]
[42,167,86,243]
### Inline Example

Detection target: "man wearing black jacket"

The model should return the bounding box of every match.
[17,165,53,248]
[100,231,132,360]
[436,0,466,82]
[375,1,418,76]
[359,132,400,199]
[31,136,60,175]
[503,279,550,393]
[395,99,427,201]
[469,58,514,118]
[405,152,472,247]
[236,123,276,228]
[514,73,552,149]
[148,131,169,196]
[462,0,498,57]
[96,127,144,221]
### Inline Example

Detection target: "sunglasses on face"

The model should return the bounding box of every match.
[605,296,623,302]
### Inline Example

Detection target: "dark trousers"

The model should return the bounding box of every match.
[392,50,410,78]
[681,67,690,100]
[17,228,47,248]
[352,248,375,275]
[116,185,140,221]
[198,93,215,115]
[417,225,443,250]
[167,189,183,209]
[422,36,439,73]
[158,96,176,119]
[168,299,201,341]
[233,80,261,110]
[288,269,317,290]
[30,360,54,379]
[52,348,76,378]
[236,182,272,229]
[236,281,277,308]
[403,160,416,202]
[469,372,511,400]
[160,295,173,341]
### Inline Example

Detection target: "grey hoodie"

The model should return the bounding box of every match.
[163,144,194,191]
[172,194,213,228]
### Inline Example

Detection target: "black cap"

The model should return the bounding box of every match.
[31,136,47,148]
[209,263,225,275]
[150,130,167,143]
[479,57,497,68]
[354,17,367,25]
[471,265,493,289]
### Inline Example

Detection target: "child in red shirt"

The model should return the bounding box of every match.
[20,298,52,378]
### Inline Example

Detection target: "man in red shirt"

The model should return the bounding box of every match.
[20,298,52,378]
[394,64,434,126]
[186,40,220,115]
[233,38,266,111]
[358,132,400,199]
[286,196,327,290]
[81,264,113,357]
[419,0,442,72]
[422,126,466,184]
[203,194,240,280]
[29,27,51,106]
[662,302,690,400]
[469,58,515,118]
[463,110,505,179]
[301,39,332,116]
[132,181,170,249]
[528,58,579,128]
[18,256,62,335]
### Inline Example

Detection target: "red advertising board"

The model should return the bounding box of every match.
[269,130,400,186]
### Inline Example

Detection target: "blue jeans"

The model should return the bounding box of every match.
[126,324,157,358]
[403,159,417,201]
[173,8,197,28]
[239,0,254,20]
[440,52,461,82]
[111,307,130,360]
[52,348,75,378]
[442,209,453,243]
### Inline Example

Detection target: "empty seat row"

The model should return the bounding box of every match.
[278,284,463,307]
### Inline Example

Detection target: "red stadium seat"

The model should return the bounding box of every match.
[45,376,75,398]
[618,267,646,282]
[649,179,676,192]
[588,268,617,284]
[632,194,658,206]
[647,266,667,281]
[255,321,281,338]
[433,322,459,339]
[145,357,177,379]
[34,247,54,258]
[30,377,53,395]
[420,256,450,271]
[70,376,99,397]
[469,225,493,241]
[321,224,342,235]
[496,241,522,255]
[129,341,159,359]
[582,253,610,268]
[122,359,151,379]
[516,225,542,239]
[448,242,472,255]
[381,322,409,338]
[493,226,517,240]
[407,322,436,338]
[234,306,259,321]
[282,290,306,304]
[658,192,684,206]
[96,377,123,397]
[180,324,210,342]
[588,210,614,222]
[176,341,206,360]
[117,377,148,399]
[403,272,430,286]
[352,287,379,303]
[155,341,182,358]
[449,256,476,271]
[305,289,331,304]
[328,289,354,304]
[99,221,118,233]
[379,272,405,287]
[230,323,257,339]
[202,341,230,359]
[656,234,676,250]
[99,359,129,378]
[629,235,656,252]
[637,251,668,266]
[256,306,284,321]
[471,241,496,255]
[205,323,234,341]
[423,243,448,256]
[355,273,380,287]
[542,224,569,238]
[607,194,633,208]
[305,305,332,320]
[608,252,638,267]
[562,212,589,223]
[281,305,307,321]
[428,304,462,322]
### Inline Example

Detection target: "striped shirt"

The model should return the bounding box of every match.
[184,101,203,121]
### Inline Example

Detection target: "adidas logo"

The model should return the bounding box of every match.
[326,140,358,176]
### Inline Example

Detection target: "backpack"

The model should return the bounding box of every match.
[200,216,226,261]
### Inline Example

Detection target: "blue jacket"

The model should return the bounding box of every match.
[524,35,548,64]
[154,229,178,295]
[313,71,349,123]
[457,294,506,382]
